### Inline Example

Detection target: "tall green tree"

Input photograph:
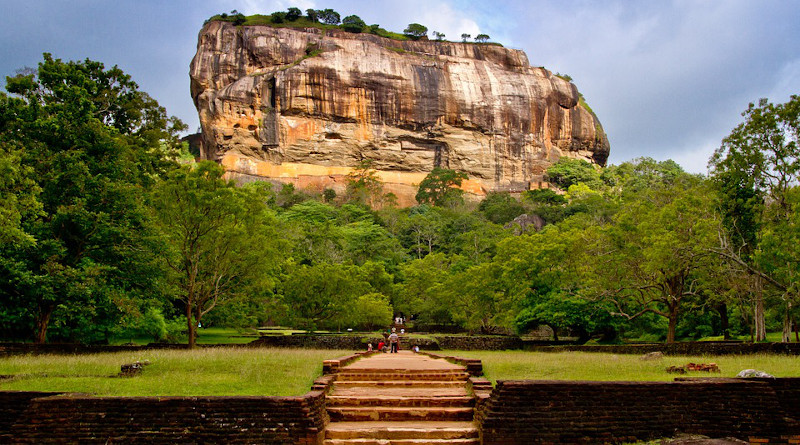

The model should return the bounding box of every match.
[0,54,184,343]
[592,174,716,343]
[151,162,280,347]
[709,95,800,341]
[279,262,370,331]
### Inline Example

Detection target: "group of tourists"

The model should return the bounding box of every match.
[368,327,420,353]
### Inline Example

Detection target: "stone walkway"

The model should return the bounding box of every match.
[323,351,479,444]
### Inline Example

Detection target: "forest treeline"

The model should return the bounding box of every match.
[1,55,798,346]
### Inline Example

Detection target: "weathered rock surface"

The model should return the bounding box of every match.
[190,21,610,205]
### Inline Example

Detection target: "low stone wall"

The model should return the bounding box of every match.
[3,392,329,444]
[478,378,800,444]
[249,335,368,350]
[525,341,800,355]
[436,336,523,351]
[0,342,187,356]
[3,339,799,356]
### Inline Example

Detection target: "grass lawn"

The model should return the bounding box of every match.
[0,348,353,396]
[445,350,800,383]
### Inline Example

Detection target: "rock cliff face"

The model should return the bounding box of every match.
[190,21,609,205]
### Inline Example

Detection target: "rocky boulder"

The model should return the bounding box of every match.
[190,21,610,205]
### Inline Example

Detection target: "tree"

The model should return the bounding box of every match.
[341,15,367,33]
[0,126,40,246]
[0,54,184,343]
[592,174,716,343]
[396,253,455,325]
[346,160,383,206]
[461,33,471,43]
[231,12,246,25]
[151,162,280,348]
[404,23,428,39]
[345,293,394,330]
[317,9,340,25]
[479,193,526,225]
[280,262,369,331]
[286,7,302,21]
[433,31,446,41]
[475,34,490,43]
[415,168,469,207]
[400,206,445,258]
[709,96,800,341]
[306,9,319,22]
[546,157,603,190]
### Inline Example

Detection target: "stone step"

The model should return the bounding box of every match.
[333,380,465,388]
[323,438,480,445]
[325,421,479,441]
[328,406,475,422]
[326,395,474,408]
[337,372,470,381]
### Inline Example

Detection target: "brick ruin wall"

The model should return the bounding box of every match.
[2,378,799,443]
[477,378,800,444]
[1,392,328,444]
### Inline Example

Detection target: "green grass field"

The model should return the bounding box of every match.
[445,350,800,383]
[0,348,353,396]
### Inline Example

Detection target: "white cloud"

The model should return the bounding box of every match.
[417,3,481,42]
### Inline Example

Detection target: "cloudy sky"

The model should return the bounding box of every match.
[2,0,798,173]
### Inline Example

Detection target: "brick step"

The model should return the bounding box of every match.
[325,421,479,441]
[323,438,480,445]
[331,387,469,398]
[337,372,470,381]
[333,381,465,388]
[326,395,474,408]
[338,368,466,375]
[328,407,474,422]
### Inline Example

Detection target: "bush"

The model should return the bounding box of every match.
[270,11,286,24]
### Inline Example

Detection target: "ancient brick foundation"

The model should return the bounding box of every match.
[2,392,328,444]
[2,378,800,443]
[477,378,800,444]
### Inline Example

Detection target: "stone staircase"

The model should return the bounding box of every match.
[323,352,480,445]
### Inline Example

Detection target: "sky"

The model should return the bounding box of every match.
[2,0,798,174]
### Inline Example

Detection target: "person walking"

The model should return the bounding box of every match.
[389,328,400,353]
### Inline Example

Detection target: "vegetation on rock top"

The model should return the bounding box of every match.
[205,8,500,46]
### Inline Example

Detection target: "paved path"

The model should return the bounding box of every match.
[323,351,479,444]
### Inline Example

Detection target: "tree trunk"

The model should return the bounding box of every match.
[186,302,196,349]
[666,302,679,344]
[716,303,730,340]
[549,324,559,342]
[34,304,54,344]
[754,278,766,342]
[782,301,792,343]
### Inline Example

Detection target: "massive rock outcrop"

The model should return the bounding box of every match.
[190,21,609,205]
